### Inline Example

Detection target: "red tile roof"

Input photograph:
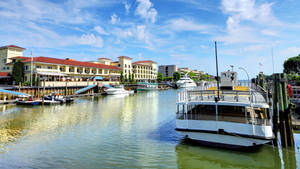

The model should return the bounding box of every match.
[118,56,132,59]
[98,57,111,60]
[0,72,9,77]
[11,56,29,60]
[0,45,26,50]
[22,56,120,70]
[132,60,156,64]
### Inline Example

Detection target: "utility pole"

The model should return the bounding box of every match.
[215,41,220,101]
[30,51,33,87]
[271,48,275,74]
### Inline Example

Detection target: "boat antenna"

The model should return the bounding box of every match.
[215,41,220,102]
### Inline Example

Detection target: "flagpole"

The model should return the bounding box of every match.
[271,48,274,74]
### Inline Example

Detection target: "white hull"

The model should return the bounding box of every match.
[177,130,271,148]
[105,88,134,95]
[177,83,197,88]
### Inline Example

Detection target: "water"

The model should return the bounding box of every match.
[0,89,299,169]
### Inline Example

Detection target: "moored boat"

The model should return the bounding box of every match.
[175,70,274,149]
[105,85,134,95]
[136,82,158,91]
[176,74,197,88]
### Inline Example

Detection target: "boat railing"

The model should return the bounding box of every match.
[178,86,267,104]
[176,113,271,126]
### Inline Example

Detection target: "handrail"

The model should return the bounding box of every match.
[177,88,267,104]
[176,113,271,126]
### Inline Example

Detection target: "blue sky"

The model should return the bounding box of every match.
[1,0,300,79]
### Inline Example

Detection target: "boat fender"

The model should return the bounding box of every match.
[218,129,225,134]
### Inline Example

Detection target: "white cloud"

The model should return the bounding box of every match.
[123,1,131,14]
[135,0,157,23]
[167,18,212,32]
[94,26,109,35]
[111,13,120,24]
[217,0,281,44]
[79,34,104,48]
[112,28,133,39]
[261,29,277,36]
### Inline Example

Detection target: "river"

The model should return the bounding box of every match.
[0,89,299,169]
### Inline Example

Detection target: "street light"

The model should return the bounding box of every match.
[238,67,252,104]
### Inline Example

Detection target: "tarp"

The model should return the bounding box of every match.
[103,84,113,89]
[0,89,30,97]
[94,76,103,80]
[74,84,97,94]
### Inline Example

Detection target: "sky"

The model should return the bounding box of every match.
[1,0,300,79]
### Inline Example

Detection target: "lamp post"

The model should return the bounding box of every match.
[238,67,251,103]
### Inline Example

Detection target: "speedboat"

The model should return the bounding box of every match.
[105,85,134,95]
[176,74,197,88]
[175,70,274,149]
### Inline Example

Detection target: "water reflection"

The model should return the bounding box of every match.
[176,142,282,169]
[0,90,298,169]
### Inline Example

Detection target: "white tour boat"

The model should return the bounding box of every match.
[175,70,274,149]
[105,85,134,95]
[176,74,197,88]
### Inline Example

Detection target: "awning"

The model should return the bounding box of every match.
[36,71,66,76]
[94,76,103,80]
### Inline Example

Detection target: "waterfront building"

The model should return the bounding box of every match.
[158,65,178,77]
[178,67,190,76]
[111,56,157,82]
[0,45,121,86]
[0,45,25,72]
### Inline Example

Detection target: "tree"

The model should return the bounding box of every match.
[120,71,124,83]
[131,73,135,83]
[284,54,300,74]
[12,60,24,85]
[173,72,181,81]
[157,72,163,82]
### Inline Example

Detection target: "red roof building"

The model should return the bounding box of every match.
[0,45,26,50]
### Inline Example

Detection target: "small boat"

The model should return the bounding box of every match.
[136,82,158,91]
[105,85,134,95]
[176,74,197,88]
[44,92,74,104]
[16,96,40,106]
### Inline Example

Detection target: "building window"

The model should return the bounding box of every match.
[48,66,52,69]
[2,59,6,63]
[125,64,127,68]
[36,65,41,68]
[6,67,9,70]
[25,65,29,70]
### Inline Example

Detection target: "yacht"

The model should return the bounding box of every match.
[105,85,134,95]
[175,70,274,149]
[176,74,197,88]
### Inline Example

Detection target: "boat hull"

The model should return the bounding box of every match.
[176,129,272,149]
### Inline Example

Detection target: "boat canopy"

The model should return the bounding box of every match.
[94,76,103,81]
[0,89,30,97]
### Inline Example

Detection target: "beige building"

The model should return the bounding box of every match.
[110,56,157,82]
[0,45,25,72]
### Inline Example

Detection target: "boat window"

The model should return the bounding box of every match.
[247,107,270,119]
[218,106,245,117]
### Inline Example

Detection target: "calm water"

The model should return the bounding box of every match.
[0,89,299,169]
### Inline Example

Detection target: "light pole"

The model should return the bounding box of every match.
[238,67,251,103]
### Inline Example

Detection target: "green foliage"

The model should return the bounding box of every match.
[120,71,124,83]
[173,72,181,81]
[131,73,134,83]
[23,81,30,86]
[36,76,40,86]
[287,73,300,81]
[163,76,173,81]
[157,72,163,82]
[12,60,24,85]
[283,54,300,74]
[187,72,197,77]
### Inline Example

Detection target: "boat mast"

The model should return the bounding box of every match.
[215,41,220,102]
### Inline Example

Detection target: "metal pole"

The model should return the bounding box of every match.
[30,51,33,87]
[215,41,220,101]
